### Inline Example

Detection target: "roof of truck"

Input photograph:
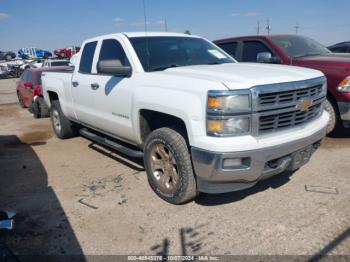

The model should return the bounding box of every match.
[84,32,200,43]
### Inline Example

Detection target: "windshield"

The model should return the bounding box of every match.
[129,36,235,72]
[269,35,331,58]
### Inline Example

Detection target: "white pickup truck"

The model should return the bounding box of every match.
[42,32,329,204]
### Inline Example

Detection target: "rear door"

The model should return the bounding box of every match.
[71,41,98,126]
[89,37,134,141]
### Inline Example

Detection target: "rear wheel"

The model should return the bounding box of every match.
[50,100,77,139]
[144,127,198,204]
[5,54,12,61]
[31,97,49,118]
[17,92,25,108]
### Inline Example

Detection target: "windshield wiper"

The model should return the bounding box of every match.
[150,64,182,71]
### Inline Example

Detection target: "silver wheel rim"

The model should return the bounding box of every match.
[149,143,179,194]
[52,110,61,134]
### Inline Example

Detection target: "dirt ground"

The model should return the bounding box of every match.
[0,78,349,260]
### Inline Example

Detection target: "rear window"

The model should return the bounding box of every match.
[79,41,97,73]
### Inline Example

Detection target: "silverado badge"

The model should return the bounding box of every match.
[297,99,313,111]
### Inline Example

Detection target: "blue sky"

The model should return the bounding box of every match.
[0,0,349,52]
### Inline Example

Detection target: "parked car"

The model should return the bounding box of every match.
[42,59,70,67]
[18,47,52,59]
[16,66,71,118]
[54,46,80,59]
[0,63,21,78]
[0,51,16,61]
[214,34,350,134]
[21,59,44,70]
[41,32,328,204]
[328,42,350,53]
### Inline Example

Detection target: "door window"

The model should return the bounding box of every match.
[242,41,272,62]
[218,42,238,58]
[79,41,97,73]
[98,39,130,66]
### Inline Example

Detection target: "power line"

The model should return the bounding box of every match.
[294,22,300,34]
[164,18,168,32]
[266,18,271,34]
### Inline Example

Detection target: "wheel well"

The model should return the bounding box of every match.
[139,109,188,144]
[47,91,58,102]
[327,92,339,113]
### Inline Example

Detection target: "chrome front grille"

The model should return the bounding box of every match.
[259,102,322,133]
[251,76,327,135]
[259,85,323,107]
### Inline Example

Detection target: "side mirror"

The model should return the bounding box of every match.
[257,52,281,64]
[97,59,132,77]
[257,52,272,63]
[23,81,33,88]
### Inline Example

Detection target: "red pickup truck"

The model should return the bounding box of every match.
[214,35,350,134]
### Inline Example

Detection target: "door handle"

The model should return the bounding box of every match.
[91,83,99,90]
[72,81,79,87]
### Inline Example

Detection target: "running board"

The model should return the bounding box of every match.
[79,128,143,158]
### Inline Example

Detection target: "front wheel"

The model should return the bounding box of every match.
[143,127,198,204]
[324,99,339,135]
[50,100,77,139]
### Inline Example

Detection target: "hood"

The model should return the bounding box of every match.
[293,53,350,73]
[160,63,323,89]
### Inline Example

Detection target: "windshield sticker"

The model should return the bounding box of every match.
[208,49,227,59]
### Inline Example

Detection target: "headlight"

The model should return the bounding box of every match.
[207,91,251,113]
[337,77,350,92]
[207,116,251,136]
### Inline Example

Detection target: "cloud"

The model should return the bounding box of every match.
[114,17,124,23]
[231,12,260,17]
[0,12,10,20]
[114,17,124,27]
[130,21,150,27]
[244,12,260,17]
[155,20,165,25]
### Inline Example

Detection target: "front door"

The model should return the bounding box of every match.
[89,38,134,142]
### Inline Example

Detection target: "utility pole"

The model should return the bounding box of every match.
[164,18,168,32]
[256,21,260,35]
[294,22,300,34]
[266,18,271,34]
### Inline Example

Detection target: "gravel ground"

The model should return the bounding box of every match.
[0,78,349,260]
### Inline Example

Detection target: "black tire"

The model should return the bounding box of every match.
[50,100,77,139]
[17,92,25,108]
[324,98,340,135]
[143,127,198,204]
[31,97,50,119]
[5,54,12,61]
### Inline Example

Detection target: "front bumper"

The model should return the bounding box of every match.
[191,127,326,194]
[338,102,350,121]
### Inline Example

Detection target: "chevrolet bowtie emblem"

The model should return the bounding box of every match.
[297,99,313,111]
